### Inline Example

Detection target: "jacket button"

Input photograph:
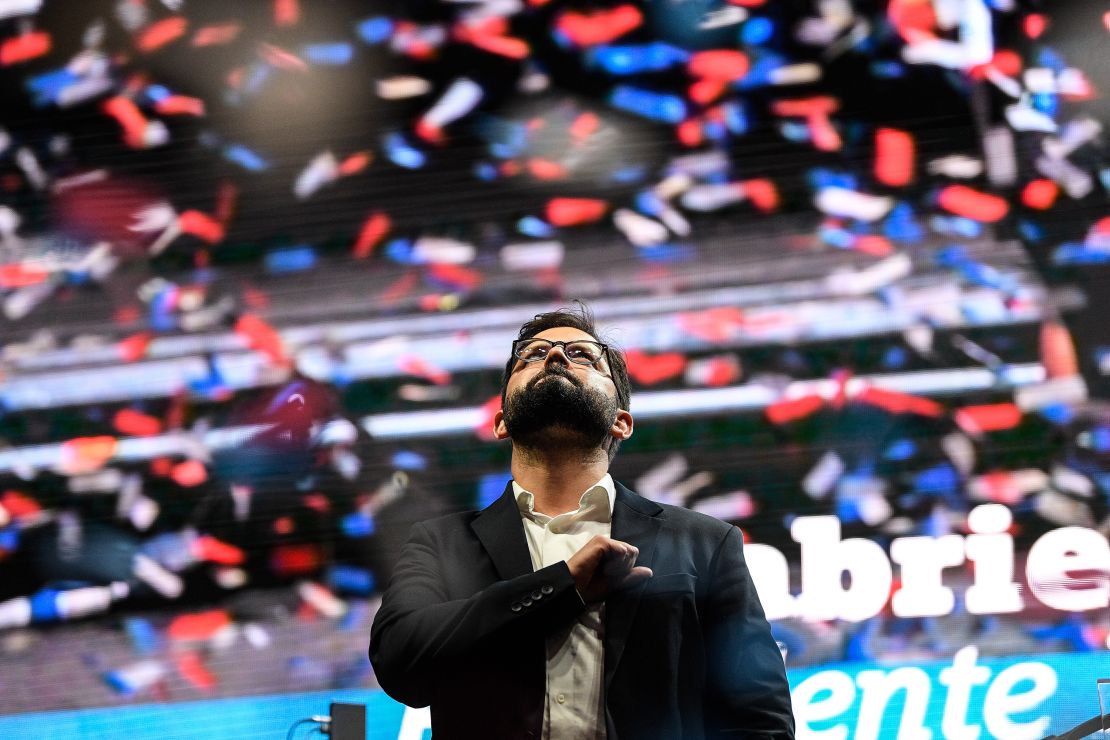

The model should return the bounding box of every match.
[541,585,553,594]
[511,602,522,612]
[531,590,543,600]
[521,598,533,607]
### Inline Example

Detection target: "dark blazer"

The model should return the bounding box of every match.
[369,481,794,739]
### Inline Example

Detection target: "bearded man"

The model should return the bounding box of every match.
[370,305,794,739]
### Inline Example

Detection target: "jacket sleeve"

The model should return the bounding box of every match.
[368,520,585,708]
[703,525,795,739]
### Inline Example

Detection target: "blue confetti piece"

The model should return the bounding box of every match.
[384,132,426,169]
[634,190,664,218]
[516,216,555,238]
[871,60,905,78]
[223,144,270,172]
[884,202,924,243]
[1031,92,1058,117]
[809,168,857,191]
[1036,47,1067,73]
[1038,403,1073,425]
[384,237,415,264]
[1017,219,1045,242]
[1053,243,1110,265]
[740,17,774,45]
[588,42,689,75]
[303,42,354,65]
[356,17,394,45]
[478,471,513,510]
[818,225,854,249]
[25,69,79,106]
[327,565,376,595]
[474,162,498,181]
[638,243,695,262]
[883,438,916,461]
[0,526,19,551]
[608,86,687,124]
[735,50,785,89]
[264,246,318,274]
[913,464,959,496]
[935,244,971,268]
[340,512,375,538]
[930,215,982,238]
[609,164,648,183]
[720,101,748,135]
[124,617,162,656]
[391,450,427,470]
[144,84,172,102]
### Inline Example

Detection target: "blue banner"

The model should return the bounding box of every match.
[0,650,1104,739]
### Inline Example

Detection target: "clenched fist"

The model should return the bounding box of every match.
[566,535,653,603]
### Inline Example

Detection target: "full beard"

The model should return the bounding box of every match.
[502,364,618,455]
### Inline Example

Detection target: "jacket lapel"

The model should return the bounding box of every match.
[470,482,535,580]
[604,483,662,690]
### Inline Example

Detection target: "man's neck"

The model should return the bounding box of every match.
[511,445,610,517]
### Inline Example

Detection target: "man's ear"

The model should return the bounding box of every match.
[610,410,633,441]
[493,408,510,440]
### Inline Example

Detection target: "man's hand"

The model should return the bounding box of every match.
[566,535,653,603]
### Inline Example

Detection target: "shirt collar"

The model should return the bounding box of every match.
[513,473,616,521]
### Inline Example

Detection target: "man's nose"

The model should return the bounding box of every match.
[543,344,572,368]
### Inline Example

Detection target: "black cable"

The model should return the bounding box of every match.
[1041,713,1108,740]
[286,716,328,740]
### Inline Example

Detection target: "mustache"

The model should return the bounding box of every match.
[525,364,582,390]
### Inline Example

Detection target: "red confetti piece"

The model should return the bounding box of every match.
[955,403,1023,434]
[545,197,608,226]
[113,408,163,437]
[154,95,205,116]
[688,50,750,81]
[697,357,741,387]
[569,112,600,143]
[398,354,452,385]
[688,78,729,105]
[854,386,943,417]
[235,313,289,365]
[555,5,643,47]
[527,158,568,180]
[475,394,503,441]
[101,96,149,149]
[62,436,118,468]
[176,651,217,691]
[677,119,704,147]
[171,460,208,487]
[1021,179,1058,210]
[427,263,482,291]
[1,490,41,518]
[270,543,322,576]
[136,17,188,53]
[766,394,825,425]
[726,0,766,6]
[875,128,915,187]
[214,181,238,225]
[167,610,231,642]
[414,119,445,144]
[381,271,419,305]
[0,263,49,288]
[854,235,893,256]
[990,49,1022,77]
[937,185,1009,223]
[191,535,245,565]
[975,471,1026,505]
[179,210,225,244]
[338,151,372,176]
[1023,13,1047,39]
[0,31,50,65]
[678,306,745,342]
[274,0,300,27]
[743,179,778,212]
[887,0,937,44]
[1040,320,1079,378]
[625,350,687,385]
[465,30,530,59]
[273,516,295,535]
[258,43,307,71]
[192,23,241,47]
[302,493,330,514]
[352,211,391,258]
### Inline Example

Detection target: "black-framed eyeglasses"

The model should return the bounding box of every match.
[511,338,610,370]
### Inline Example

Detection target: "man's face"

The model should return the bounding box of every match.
[495,327,631,453]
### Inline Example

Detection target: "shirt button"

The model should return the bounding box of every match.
[510,603,522,612]
[556,693,566,704]
[541,585,553,595]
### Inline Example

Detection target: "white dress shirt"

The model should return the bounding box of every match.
[514,474,615,740]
